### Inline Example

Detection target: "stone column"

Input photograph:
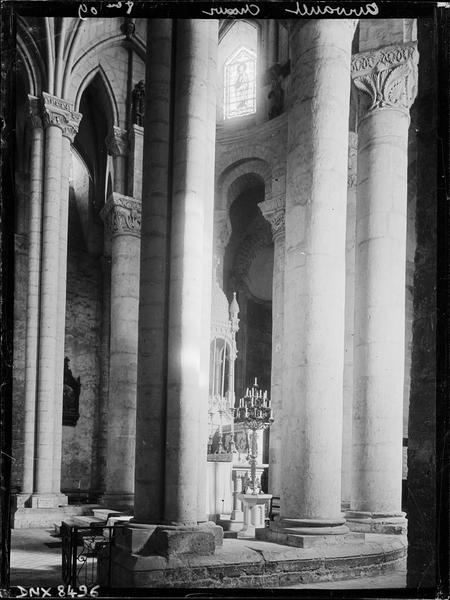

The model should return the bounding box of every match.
[258,196,285,497]
[32,93,79,506]
[100,193,141,509]
[21,97,44,501]
[128,124,144,200]
[106,126,128,195]
[347,42,418,534]
[134,18,173,525]
[95,254,112,496]
[279,20,356,536]
[341,131,358,509]
[53,112,82,498]
[164,19,212,525]
[198,19,219,523]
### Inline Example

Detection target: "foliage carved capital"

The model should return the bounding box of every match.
[352,42,418,117]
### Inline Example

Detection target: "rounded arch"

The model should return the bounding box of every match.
[74,64,118,127]
[217,158,273,213]
[216,128,284,181]
[215,158,273,253]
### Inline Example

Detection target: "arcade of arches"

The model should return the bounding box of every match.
[9,15,445,589]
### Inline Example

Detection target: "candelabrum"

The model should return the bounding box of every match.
[233,378,273,494]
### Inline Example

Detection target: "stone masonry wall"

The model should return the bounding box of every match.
[62,244,102,494]
[11,235,27,491]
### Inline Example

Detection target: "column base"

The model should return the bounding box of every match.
[345,511,407,535]
[98,493,134,511]
[219,513,244,533]
[255,516,365,548]
[110,521,222,557]
[30,493,68,509]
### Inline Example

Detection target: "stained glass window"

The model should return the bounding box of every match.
[224,47,257,120]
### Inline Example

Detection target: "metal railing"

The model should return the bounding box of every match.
[61,523,115,587]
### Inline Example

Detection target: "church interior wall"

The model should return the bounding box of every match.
[11,73,34,493]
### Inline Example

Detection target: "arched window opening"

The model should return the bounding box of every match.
[219,21,258,121]
[224,47,257,119]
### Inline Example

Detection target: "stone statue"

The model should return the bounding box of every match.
[266,61,290,120]
[132,80,145,126]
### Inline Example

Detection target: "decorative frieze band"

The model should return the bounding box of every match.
[101,193,141,236]
[105,126,129,157]
[352,42,419,116]
[41,92,82,140]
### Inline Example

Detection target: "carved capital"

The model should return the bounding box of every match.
[41,92,82,138]
[62,111,82,142]
[352,42,418,117]
[258,196,285,240]
[101,193,141,236]
[105,126,129,157]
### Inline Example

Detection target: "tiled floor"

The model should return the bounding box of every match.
[8,527,406,590]
[10,528,63,588]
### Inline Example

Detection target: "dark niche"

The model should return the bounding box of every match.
[63,357,81,427]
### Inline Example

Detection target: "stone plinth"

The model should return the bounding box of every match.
[237,493,272,539]
[258,517,365,549]
[148,527,215,558]
[101,533,406,588]
[345,511,407,535]
[112,522,222,558]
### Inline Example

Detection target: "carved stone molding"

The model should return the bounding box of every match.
[352,42,419,117]
[258,195,285,240]
[28,95,43,129]
[348,131,358,189]
[101,193,141,236]
[41,92,82,139]
[105,126,129,157]
[215,216,232,253]
[129,124,144,148]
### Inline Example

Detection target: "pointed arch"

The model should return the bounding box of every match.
[74,64,118,128]
[17,17,46,95]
